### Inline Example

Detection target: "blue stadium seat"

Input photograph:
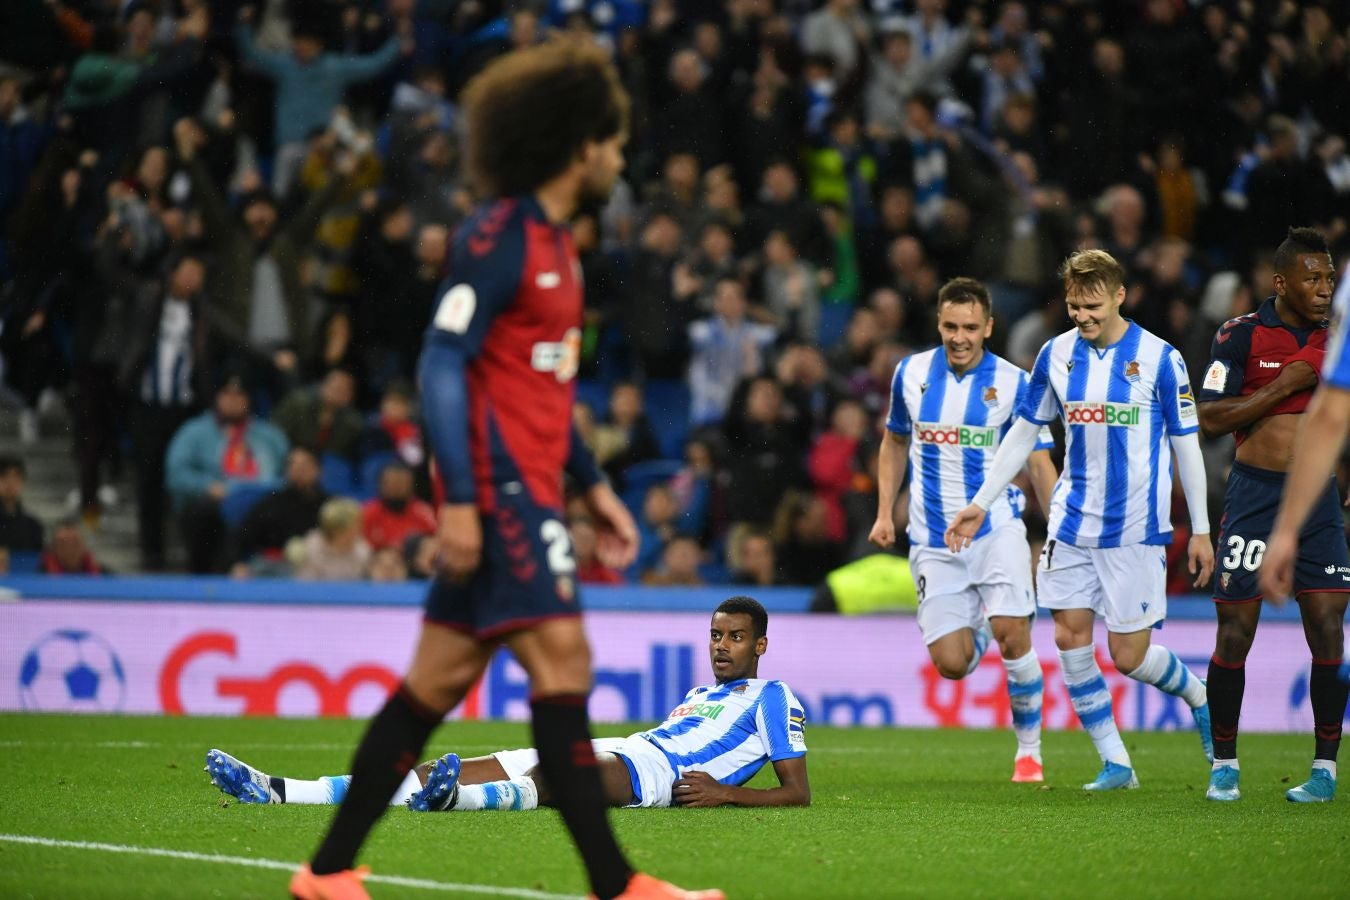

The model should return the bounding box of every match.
[818,303,854,350]
[220,482,280,528]
[620,459,684,514]
[8,550,39,575]
[574,378,610,417]
[320,454,356,496]
[643,379,691,460]
[359,452,399,497]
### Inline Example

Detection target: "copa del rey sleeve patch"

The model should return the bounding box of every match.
[1202,360,1228,392]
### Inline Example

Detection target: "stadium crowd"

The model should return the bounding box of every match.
[1,0,1348,585]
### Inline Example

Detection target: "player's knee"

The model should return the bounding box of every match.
[991,619,1031,658]
[1109,644,1146,675]
[931,654,969,680]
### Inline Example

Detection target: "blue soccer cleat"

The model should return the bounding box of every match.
[1206,764,1240,801]
[205,749,280,803]
[1191,687,1214,764]
[1083,761,1139,792]
[408,753,461,812]
[1286,767,1336,803]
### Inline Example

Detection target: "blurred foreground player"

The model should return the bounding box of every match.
[946,250,1214,792]
[1198,228,1349,803]
[870,278,1058,783]
[207,598,810,812]
[293,41,722,900]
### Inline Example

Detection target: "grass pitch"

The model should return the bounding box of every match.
[1,714,1346,899]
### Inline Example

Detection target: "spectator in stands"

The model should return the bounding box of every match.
[37,519,107,575]
[403,532,437,580]
[230,446,328,578]
[572,516,625,585]
[0,76,51,284]
[669,437,716,540]
[730,528,782,587]
[592,381,660,487]
[865,22,971,142]
[688,277,777,427]
[272,368,363,459]
[361,462,435,551]
[746,160,831,269]
[233,7,404,199]
[173,116,355,395]
[288,497,371,581]
[359,381,425,468]
[367,546,408,582]
[774,493,844,585]
[808,398,869,542]
[761,229,821,344]
[122,253,210,570]
[166,374,289,574]
[624,208,691,379]
[724,375,810,530]
[633,483,681,579]
[776,343,841,437]
[642,535,705,586]
[0,456,43,553]
[649,47,728,174]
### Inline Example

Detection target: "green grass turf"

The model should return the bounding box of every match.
[1,714,1347,899]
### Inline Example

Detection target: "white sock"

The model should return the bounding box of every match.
[1059,645,1130,767]
[1126,644,1207,708]
[1213,758,1238,771]
[280,769,419,806]
[452,777,539,811]
[1002,650,1044,758]
[966,622,992,676]
[1313,759,1337,778]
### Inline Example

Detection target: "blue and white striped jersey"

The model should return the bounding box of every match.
[1019,323,1199,548]
[886,348,1054,548]
[1326,261,1350,390]
[636,678,806,786]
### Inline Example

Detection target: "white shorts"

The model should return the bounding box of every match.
[492,735,676,808]
[1035,539,1167,633]
[909,520,1036,646]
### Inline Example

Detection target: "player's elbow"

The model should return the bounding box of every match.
[1196,409,1225,440]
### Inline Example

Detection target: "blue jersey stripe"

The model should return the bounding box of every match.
[886,356,912,434]
[919,352,950,543]
[1099,326,1141,547]
[962,358,994,540]
[1060,338,1092,544]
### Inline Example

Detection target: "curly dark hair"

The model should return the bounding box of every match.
[460,40,630,197]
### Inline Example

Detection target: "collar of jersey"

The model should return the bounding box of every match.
[941,347,996,382]
[1259,296,1324,334]
[1076,319,1137,359]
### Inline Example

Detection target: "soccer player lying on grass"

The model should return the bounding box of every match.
[207,597,811,811]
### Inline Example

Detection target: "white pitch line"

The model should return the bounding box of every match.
[0,834,582,899]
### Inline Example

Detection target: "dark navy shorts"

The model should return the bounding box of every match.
[1213,461,1350,602]
[424,487,581,639]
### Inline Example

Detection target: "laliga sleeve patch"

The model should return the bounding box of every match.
[433,283,476,334]
[1202,360,1228,392]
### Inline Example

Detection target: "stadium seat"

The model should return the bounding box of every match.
[320,454,356,496]
[359,452,399,497]
[643,379,691,460]
[220,482,280,528]
[818,303,854,350]
[8,551,39,575]
[574,378,610,416]
[620,459,684,513]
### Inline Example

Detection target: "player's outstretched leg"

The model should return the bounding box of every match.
[406,753,542,812]
[1002,650,1044,783]
[408,753,463,811]
[1287,657,1346,803]
[966,620,993,677]
[206,749,282,804]
[1058,645,1136,790]
[1121,644,1212,763]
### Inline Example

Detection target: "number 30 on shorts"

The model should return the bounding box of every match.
[1220,535,1265,571]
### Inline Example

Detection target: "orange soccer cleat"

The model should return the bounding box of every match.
[289,863,372,900]
[1011,755,1044,783]
[592,872,726,900]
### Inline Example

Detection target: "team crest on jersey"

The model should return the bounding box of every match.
[982,386,998,407]
[732,684,747,694]
[1124,360,1141,382]
[1219,572,1231,591]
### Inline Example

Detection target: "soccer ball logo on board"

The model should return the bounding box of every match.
[18,629,127,712]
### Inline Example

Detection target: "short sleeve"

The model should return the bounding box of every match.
[1017,341,1059,425]
[1157,347,1199,435]
[756,681,807,760]
[1016,372,1056,449]
[425,201,524,357]
[1196,319,1251,401]
[885,356,912,436]
[1325,270,1350,389]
